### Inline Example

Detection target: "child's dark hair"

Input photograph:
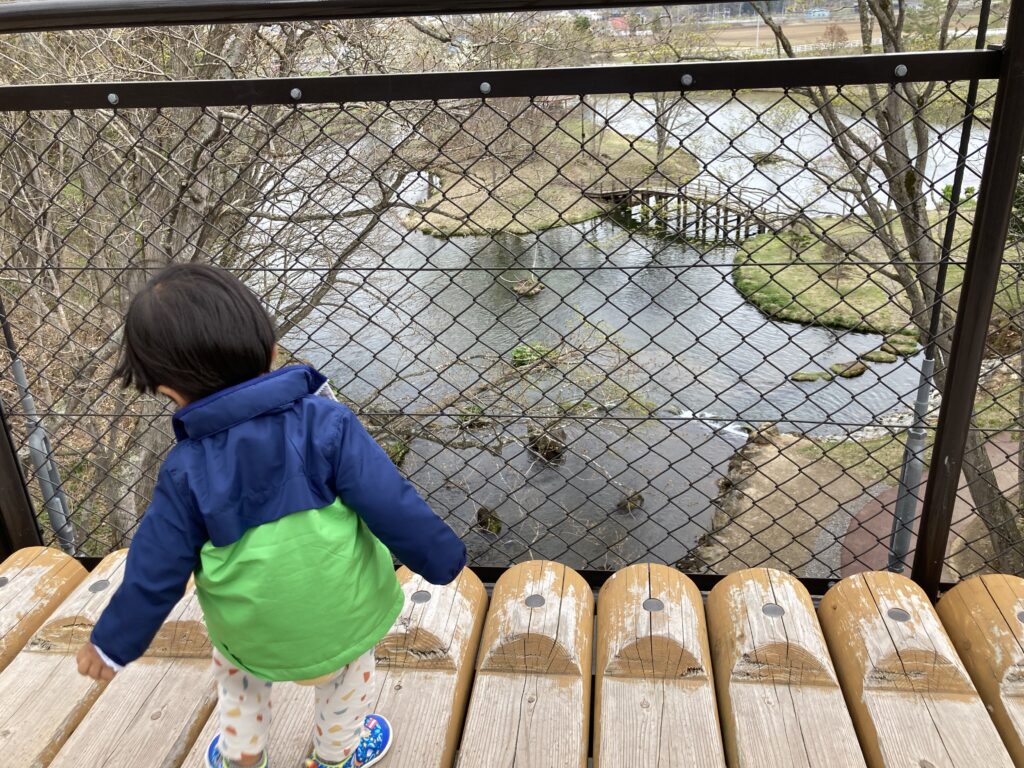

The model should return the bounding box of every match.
[114,263,276,403]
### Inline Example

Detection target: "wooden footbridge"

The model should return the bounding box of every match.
[585,177,794,243]
[2,547,1023,767]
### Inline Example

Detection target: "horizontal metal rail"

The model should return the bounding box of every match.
[0,0,802,34]
[0,49,1002,112]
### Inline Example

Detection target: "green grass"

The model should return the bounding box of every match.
[384,440,410,468]
[733,216,1024,340]
[798,433,917,486]
[733,228,919,338]
[558,398,600,415]
[455,403,487,427]
[974,380,1024,431]
[511,342,554,368]
[797,378,1021,484]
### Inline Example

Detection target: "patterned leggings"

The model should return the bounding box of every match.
[211,647,376,765]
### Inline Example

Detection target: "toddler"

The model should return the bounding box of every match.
[76,263,467,768]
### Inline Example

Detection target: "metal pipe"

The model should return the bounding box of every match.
[888,357,934,571]
[911,0,1024,600]
[0,297,75,554]
[0,0,807,34]
[888,0,992,573]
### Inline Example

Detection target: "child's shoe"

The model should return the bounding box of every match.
[206,734,268,768]
[304,714,392,768]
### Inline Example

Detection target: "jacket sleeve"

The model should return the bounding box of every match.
[330,405,467,585]
[90,463,205,668]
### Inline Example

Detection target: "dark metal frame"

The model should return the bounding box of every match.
[0,0,1021,599]
[0,51,1001,111]
[0,400,42,560]
[912,0,1024,601]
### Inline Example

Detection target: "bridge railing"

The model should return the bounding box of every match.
[0,0,1021,598]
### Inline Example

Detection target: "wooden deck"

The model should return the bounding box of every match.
[2,547,1023,767]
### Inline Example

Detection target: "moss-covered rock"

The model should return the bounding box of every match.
[861,349,899,364]
[527,423,567,463]
[790,370,833,383]
[882,334,919,356]
[830,361,869,378]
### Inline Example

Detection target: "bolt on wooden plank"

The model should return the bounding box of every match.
[373,566,487,768]
[707,567,865,768]
[595,562,725,768]
[457,560,594,768]
[48,575,216,767]
[820,571,1013,768]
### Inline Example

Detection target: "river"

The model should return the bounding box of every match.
[287,93,988,568]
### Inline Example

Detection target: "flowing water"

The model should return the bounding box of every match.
[288,94,986,567]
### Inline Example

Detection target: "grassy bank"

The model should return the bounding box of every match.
[733,215,1023,340]
[405,124,698,236]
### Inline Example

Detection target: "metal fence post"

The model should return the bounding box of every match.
[0,399,42,559]
[889,0,993,573]
[910,0,1024,600]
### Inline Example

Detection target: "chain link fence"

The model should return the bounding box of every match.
[0,42,1020,584]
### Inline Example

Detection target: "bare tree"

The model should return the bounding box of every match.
[0,23,421,547]
[602,7,716,164]
[752,0,1024,572]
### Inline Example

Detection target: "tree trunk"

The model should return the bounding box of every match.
[756,0,1021,574]
[962,430,1024,573]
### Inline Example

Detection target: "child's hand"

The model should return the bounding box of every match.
[76,643,117,681]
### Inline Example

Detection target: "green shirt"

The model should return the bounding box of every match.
[194,498,405,681]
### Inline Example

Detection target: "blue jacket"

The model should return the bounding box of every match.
[91,365,467,668]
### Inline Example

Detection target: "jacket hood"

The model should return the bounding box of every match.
[172,365,326,441]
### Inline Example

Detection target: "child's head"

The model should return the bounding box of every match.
[114,263,276,404]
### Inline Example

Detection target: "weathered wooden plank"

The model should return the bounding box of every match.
[0,550,127,767]
[0,546,86,672]
[937,574,1024,765]
[595,563,725,768]
[707,568,864,768]
[372,566,487,768]
[820,571,1012,768]
[49,582,216,767]
[458,560,594,768]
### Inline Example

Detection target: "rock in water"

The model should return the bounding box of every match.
[615,490,644,514]
[860,348,898,364]
[830,361,868,378]
[789,370,833,383]
[527,423,567,463]
[512,277,544,297]
[476,506,502,536]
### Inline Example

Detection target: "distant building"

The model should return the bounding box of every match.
[805,7,831,18]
